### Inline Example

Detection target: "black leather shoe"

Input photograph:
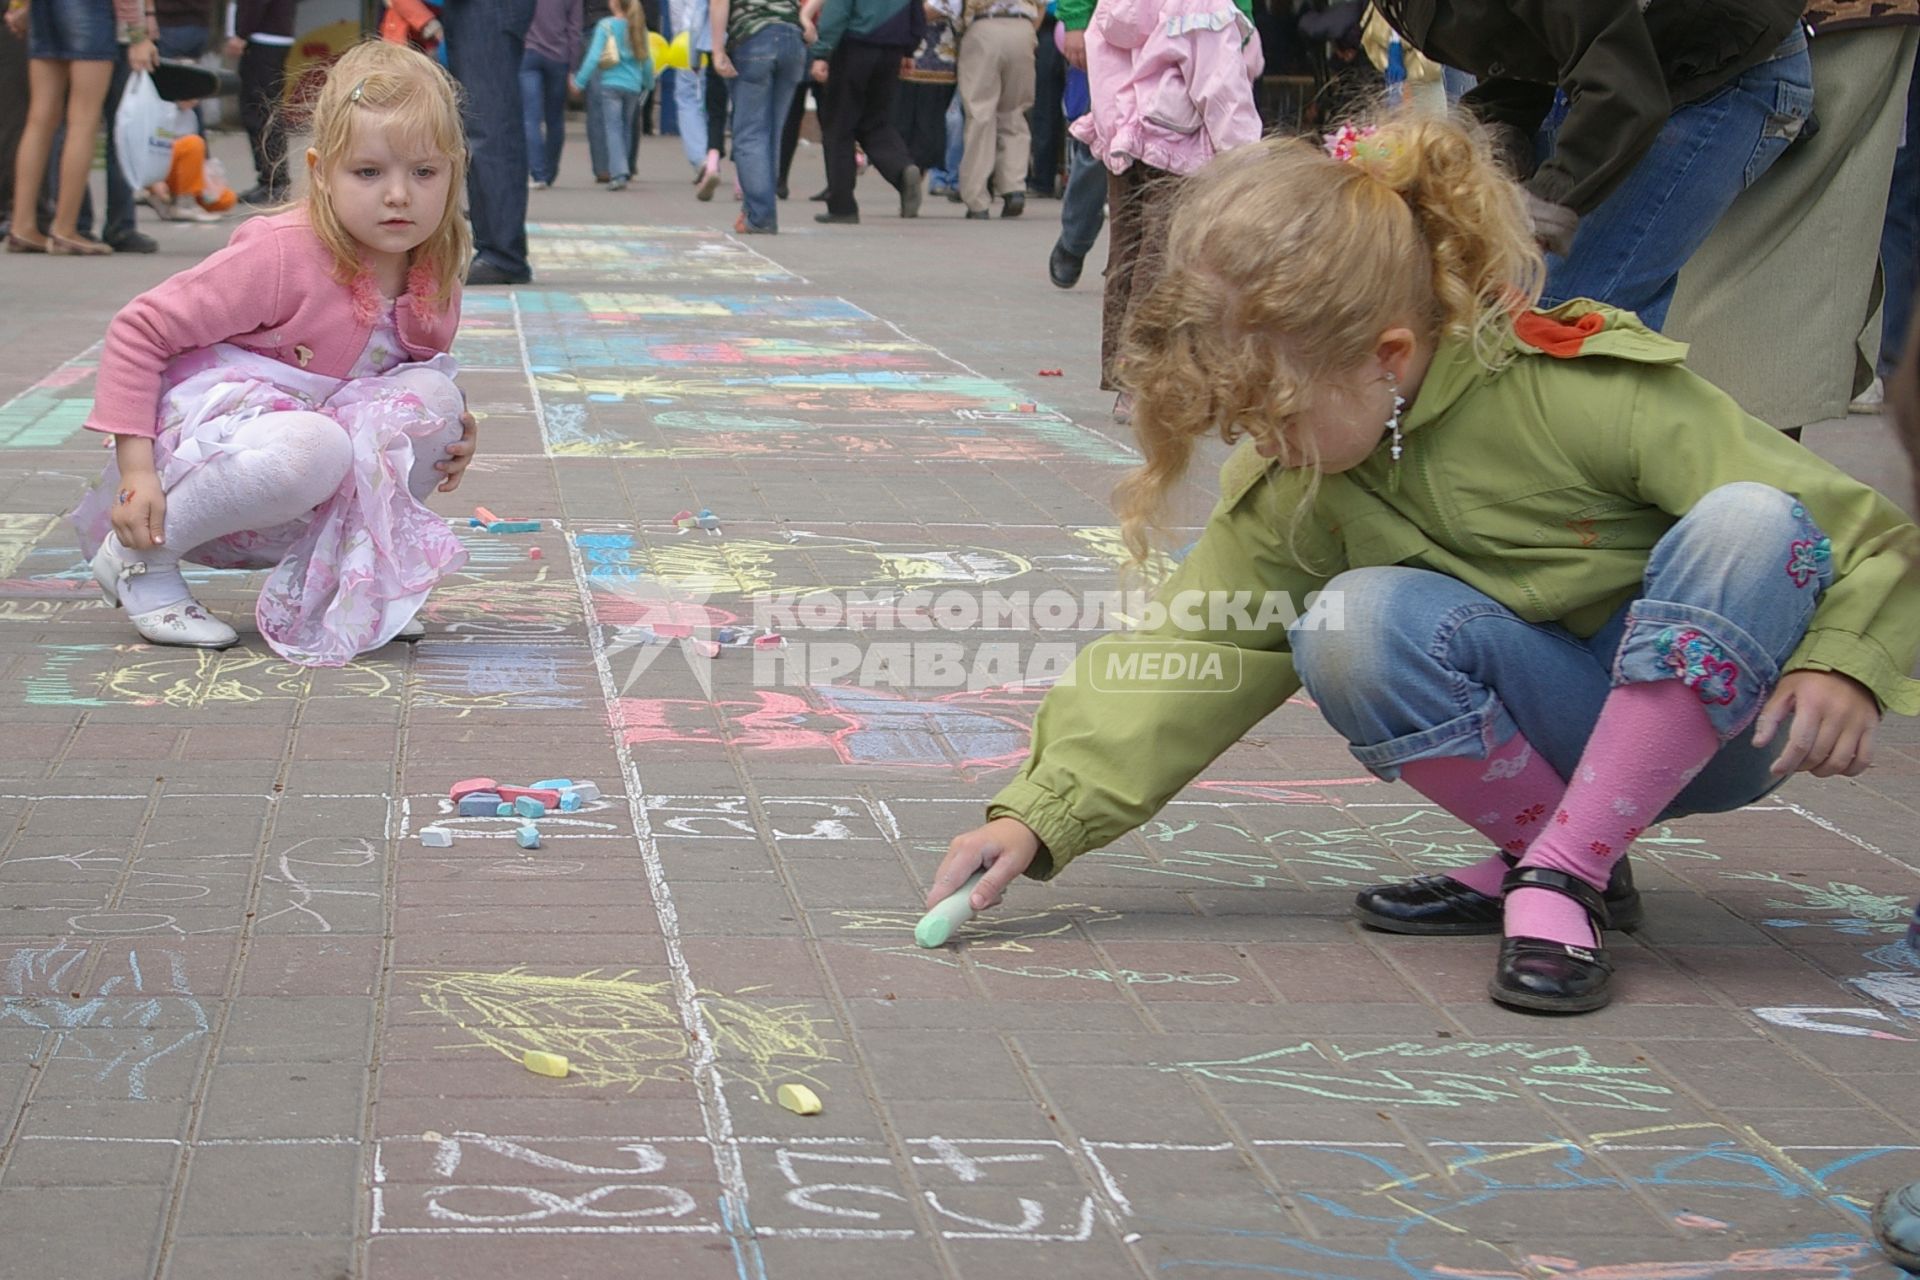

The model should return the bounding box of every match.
[466,258,532,286]
[964,209,991,220]
[809,187,829,202]
[1489,866,1614,1014]
[1001,192,1025,218]
[1355,855,1642,936]
[1049,243,1083,289]
[898,165,922,218]
[815,211,859,224]
[106,230,158,253]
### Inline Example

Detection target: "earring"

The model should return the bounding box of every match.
[1385,372,1407,463]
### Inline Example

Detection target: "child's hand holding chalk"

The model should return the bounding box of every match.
[924,816,1043,917]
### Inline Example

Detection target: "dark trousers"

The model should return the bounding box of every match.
[707,61,729,154]
[443,0,536,278]
[892,79,953,172]
[1027,13,1064,194]
[239,39,291,193]
[0,31,27,230]
[821,40,913,215]
[779,79,812,185]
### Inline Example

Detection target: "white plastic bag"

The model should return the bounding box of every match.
[115,72,189,190]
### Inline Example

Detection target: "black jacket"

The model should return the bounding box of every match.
[233,0,298,38]
[1380,0,1805,214]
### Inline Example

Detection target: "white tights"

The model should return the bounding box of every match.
[118,368,463,615]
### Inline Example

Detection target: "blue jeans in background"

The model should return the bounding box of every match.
[1056,135,1104,259]
[519,48,570,184]
[1880,54,1920,377]
[588,79,641,181]
[672,66,710,168]
[928,91,963,191]
[727,21,805,231]
[443,0,537,279]
[1291,483,1830,816]
[1541,28,1813,330]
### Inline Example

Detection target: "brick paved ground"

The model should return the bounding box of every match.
[1,121,1918,1280]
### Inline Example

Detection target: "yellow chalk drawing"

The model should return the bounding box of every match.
[1069,526,1175,579]
[99,645,399,708]
[616,536,1032,599]
[830,903,1242,987]
[422,579,585,629]
[0,513,61,578]
[407,966,838,1101]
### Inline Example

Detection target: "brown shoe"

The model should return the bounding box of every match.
[4,232,47,253]
[48,232,113,256]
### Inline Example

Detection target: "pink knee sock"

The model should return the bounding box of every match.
[1508,680,1721,948]
[1398,735,1567,896]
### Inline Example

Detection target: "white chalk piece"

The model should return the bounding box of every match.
[914,870,986,948]
[419,829,453,847]
[523,1050,569,1077]
[776,1083,822,1115]
[566,781,601,803]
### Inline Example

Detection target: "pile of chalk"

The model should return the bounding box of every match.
[418,776,602,850]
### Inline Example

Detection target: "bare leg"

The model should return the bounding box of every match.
[9,59,68,245]
[51,60,112,240]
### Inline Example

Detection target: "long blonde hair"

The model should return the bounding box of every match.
[611,0,649,64]
[305,40,471,306]
[1113,107,1544,564]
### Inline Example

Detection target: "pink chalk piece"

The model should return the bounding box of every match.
[496,786,562,807]
[691,639,721,658]
[528,548,543,560]
[474,506,501,526]
[449,776,500,803]
[1673,1214,1729,1231]
[652,622,694,639]
[754,633,786,649]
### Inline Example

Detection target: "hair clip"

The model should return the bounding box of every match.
[1323,123,1384,163]
[349,79,367,103]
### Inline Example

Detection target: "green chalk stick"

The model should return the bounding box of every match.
[915,871,986,949]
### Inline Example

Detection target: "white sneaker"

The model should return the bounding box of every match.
[173,197,221,223]
[91,536,238,648]
[395,615,426,641]
[1849,376,1885,415]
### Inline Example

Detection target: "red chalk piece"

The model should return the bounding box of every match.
[474,506,501,526]
[449,777,499,803]
[496,786,563,807]
[528,548,543,560]
[1038,368,1063,376]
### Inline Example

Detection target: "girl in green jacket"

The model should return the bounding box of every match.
[929,109,1920,1015]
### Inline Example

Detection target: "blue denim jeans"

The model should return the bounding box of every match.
[1290,484,1833,820]
[727,21,805,231]
[519,48,570,184]
[928,91,963,190]
[1541,29,1813,330]
[1056,135,1105,258]
[588,80,641,181]
[443,0,537,278]
[672,64,710,168]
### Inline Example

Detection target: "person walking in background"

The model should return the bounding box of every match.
[6,0,157,254]
[712,0,805,232]
[1663,4,1919,432]
[808,0,924,223]
[442,0,537,283]
[1047,16,1096,286]
[947,0,1041,219]
[575,0,654,189]
[893,1,956,186]
[225,0,297,204]
[668,0,726,196]
[1024,0,1060,195]
[521,0,581,188]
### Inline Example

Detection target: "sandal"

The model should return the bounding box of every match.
[48,232,113,255]
[1355,854,1643,936]
[1488,866,1615,1014]
[5,232,47,253]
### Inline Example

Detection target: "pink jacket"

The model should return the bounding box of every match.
[88,210,462,438]
[1069,0,1263,178]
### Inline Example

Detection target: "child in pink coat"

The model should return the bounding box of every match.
[73,41,478,665]
[1071,0,1261,407]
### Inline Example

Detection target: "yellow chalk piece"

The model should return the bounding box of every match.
[523,1049,570,1078]
[776,1083,822,1115]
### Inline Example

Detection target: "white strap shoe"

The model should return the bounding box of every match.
[125,600,240,649]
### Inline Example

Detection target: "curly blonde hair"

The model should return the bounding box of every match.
[1113,107,1544,565]
[305,40,471,306]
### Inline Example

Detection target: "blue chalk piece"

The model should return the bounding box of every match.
[513,796,548,819]
[457,791,503,817]
[486,520,543,534]
[559,792,582,812]
[496,802,514,817]
[468,517,484,527]
[532,778,573,791]
[715,627,743,645]
[516,825,541,849]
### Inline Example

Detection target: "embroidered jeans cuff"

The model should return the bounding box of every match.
[1346,691,1519,781]
[1612,599,1780,740]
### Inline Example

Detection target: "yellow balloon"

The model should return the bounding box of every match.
[647,30,693,70]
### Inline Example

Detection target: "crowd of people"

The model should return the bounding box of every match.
[8,0,1920,1263]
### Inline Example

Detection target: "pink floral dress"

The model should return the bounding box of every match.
[72,300,468,667]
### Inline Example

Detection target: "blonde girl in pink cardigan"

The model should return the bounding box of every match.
[72,40,478,665]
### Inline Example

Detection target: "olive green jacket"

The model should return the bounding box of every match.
[988,303,1920,881]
